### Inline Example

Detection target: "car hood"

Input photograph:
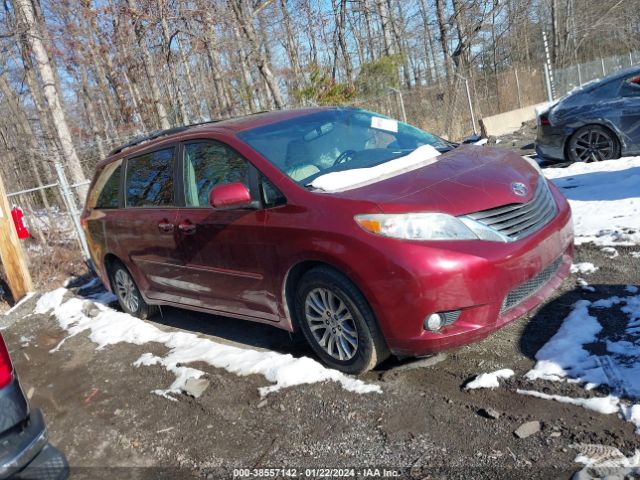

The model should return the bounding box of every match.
[333,145,541,216]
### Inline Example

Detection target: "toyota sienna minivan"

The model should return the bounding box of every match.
[82,107,573,374]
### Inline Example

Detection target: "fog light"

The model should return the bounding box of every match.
[424,313,443,332]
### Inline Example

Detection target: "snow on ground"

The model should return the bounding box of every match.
[545,156,640,245]
[571,262,598,275]
[525,292,640,433]
[311,144,440,192]
[464,368,514,390]
[35,287,381,400]
[516,390,620,415]
[572,443,640,480]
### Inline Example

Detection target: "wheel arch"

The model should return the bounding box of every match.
[563,122,623,160]
[282,258,378,333]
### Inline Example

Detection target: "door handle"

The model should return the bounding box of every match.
[178,221,196,235]
[158,220,174,232]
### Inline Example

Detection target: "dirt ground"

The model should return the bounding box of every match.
[1,243,638,480]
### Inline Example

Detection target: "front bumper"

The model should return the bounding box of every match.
[366,186,574,357]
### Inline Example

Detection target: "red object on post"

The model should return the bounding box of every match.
[11,207,30,240]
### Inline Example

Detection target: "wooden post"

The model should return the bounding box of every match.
[0,171,32,300]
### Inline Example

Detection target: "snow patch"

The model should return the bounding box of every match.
[526,293,640,433]
[545,156,640,246]
[572,443,640,479]
[310,144,441,192]
[577,279,595,292]
[465,368,514,390]
[571,262,598,275]
[36,288,381,399]
[516,389,620,415]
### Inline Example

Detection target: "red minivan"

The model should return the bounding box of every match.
[82,107,573,374]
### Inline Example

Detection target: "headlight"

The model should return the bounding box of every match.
[355,213,505,241]
[523,156,543,175]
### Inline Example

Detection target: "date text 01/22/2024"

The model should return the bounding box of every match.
[232,468,401,478]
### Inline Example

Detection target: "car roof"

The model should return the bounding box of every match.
[97,107,343,169]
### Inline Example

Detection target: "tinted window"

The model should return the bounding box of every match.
[95,164,122,209]
[126,148,175,207]
[261,177,286,207]
[88,160,122,209]
[184,142,250,207]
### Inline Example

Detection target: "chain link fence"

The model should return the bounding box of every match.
[552,51,640,98]
[352,66,546,141]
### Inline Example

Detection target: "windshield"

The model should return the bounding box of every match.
[237,108,454,185]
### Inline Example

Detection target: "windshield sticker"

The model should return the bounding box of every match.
[371,116,398,133]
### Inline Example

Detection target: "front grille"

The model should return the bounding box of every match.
[500,256,563,314]
[465,179,558,241]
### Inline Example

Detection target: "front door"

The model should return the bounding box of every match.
[175,140,278,321]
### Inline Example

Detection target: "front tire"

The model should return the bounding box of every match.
[567,125,620,163]
[294,267,389,374]
[109,262,156,319]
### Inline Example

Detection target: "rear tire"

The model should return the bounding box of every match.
[567,125,620,163]
[294,266,389,374]
[108,261,157,319]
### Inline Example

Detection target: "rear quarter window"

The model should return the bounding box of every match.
[126,148,175,207]
[87,160,122,209]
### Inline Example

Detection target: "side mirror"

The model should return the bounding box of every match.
[209,182,252,209]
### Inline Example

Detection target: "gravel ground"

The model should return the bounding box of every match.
[2,243,639,480]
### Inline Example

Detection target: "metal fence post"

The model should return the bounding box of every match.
[54,163,90,260]
[631,52,635,66]
[544,64,554,102]
[542,31,556,99]
[454,73,476,135]
[577,63,583,86]
[387,87,407,123]
[601,58,606,76]
[514,68,522,108]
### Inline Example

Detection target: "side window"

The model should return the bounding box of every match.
[126,148,175,207]
[260,177,286,207]
[620,75,640,97]
[183,142,250,207]
[88,160,122,209]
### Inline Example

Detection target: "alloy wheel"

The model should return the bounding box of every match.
[570,127,616,162]
[114,269,139,313]
[304,287,358,361]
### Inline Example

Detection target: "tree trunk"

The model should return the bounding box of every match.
[158,0,189,125]
[126,0,171,130]
[435,0,454,83]
[375,0,394,56]
[12,0,89,200]
[230,0,285,109]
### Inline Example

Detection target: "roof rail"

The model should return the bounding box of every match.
[108,125,190,156]
[107,111,271,157]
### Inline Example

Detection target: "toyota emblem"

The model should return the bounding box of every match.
[511,182,528,197]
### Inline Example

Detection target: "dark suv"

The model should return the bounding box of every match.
[0,332,68,479]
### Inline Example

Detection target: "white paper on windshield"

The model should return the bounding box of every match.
[310,144,441,192]
[371,116,398,133]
